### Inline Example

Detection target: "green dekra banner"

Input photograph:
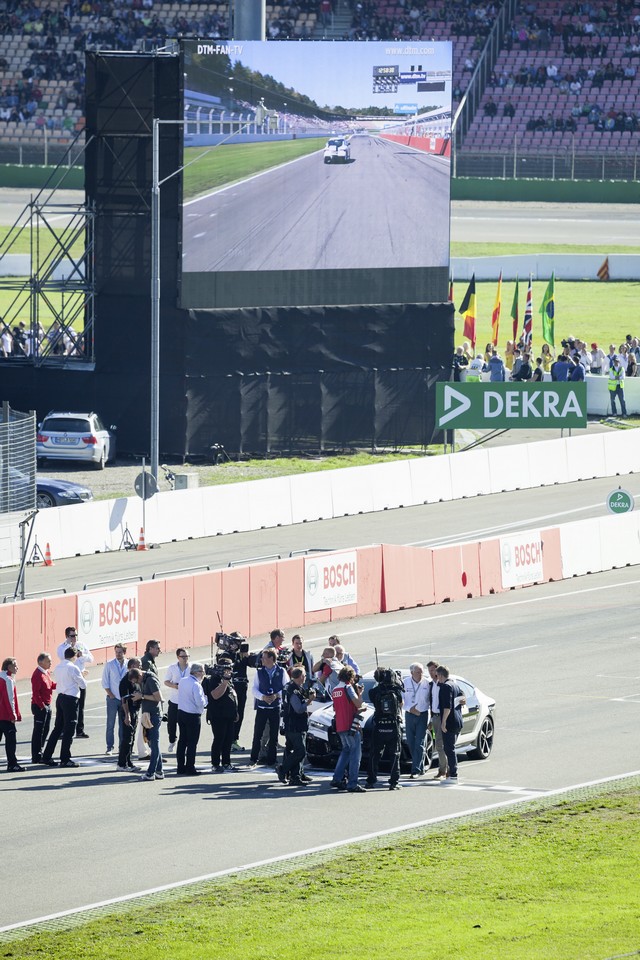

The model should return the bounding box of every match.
[436,382,588,429]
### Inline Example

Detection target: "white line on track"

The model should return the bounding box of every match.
[1,770,637,934]
[406,495,639,547]
[378,643,538,658]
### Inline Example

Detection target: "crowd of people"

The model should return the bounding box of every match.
[0,320,83,358]
[452,333,639,416]
[0,627,467,791]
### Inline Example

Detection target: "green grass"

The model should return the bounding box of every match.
[0,224,84,258]
[183,138,326,200]
[451,241,640,256]
[3,785,639,959]
[454,279,640,355]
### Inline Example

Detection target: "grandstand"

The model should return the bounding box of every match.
[0,0,637,167]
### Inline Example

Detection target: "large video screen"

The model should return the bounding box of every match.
[180,40,452,309]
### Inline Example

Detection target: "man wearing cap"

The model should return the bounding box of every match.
[608,355,628,417]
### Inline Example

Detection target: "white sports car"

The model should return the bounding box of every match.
[323,137,351,163]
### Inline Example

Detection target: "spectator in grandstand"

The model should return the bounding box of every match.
[483,96,497,117]
[532,357,544,382]
[590,343,606,375]
[512,351,533,381]
[541,342,555,374]
[503,99,515,117]
[452,346,469,382]
[488,348,506,382]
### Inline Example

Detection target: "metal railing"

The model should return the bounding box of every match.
[454,147,640,180]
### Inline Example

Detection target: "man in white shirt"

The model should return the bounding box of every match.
[333,643,360,677]
[402,662,431,778]
[176,663,206,776]
[101,644,128,756]
[164,648,190,754]
[42,647,87,768]
[427,660,448,780]
[57,626,94,738]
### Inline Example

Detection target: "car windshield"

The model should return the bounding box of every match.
[41,418,91,433]
[327,139,343,147]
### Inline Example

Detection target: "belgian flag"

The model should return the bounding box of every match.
[458,274,477,350]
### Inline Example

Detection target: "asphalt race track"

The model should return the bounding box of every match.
[2,476,639,929]
[182,135,450,271]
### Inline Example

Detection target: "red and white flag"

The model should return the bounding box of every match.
[522,275,533,347]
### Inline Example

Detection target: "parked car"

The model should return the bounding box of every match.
[323,137,351,163]
[36,411,116,469]
[37,476,94,508]
[306,670,496,772]
[4,468,93,512]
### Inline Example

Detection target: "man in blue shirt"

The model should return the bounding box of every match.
[101,644,128,757]
[488,348,506,382]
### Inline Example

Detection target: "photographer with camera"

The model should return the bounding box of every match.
[203,656,239,773]
[330,666,366,793]
[367,668,403,791]
[248,648,287,769]
[277,666,315,787]
[214,631,251,751]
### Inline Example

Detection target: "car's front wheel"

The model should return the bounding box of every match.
[36,491,56,509]
[468,715,494,760]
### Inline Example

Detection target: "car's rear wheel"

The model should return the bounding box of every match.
[94,448,106,470]
[468,715,494,760]
[424,730,434,767]
[36,491,56,509]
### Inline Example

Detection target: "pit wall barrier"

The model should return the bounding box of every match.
[379,133,451,157]
[2,429,636,570]
[5,508,640,664]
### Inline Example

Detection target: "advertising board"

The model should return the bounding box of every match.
[304,551,358,612]
[77,586,139,651]
[500,531,544,589]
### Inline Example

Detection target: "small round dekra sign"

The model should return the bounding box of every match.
[606,488,634,515]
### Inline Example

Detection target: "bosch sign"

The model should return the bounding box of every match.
[500,530,543,589]
[78,586,139,649]
[305,551,358,612]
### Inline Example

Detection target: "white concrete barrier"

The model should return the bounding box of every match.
[450,447,492,498]
[559,516,604,577]
[527,437,570,487]
[487,443,533,493]
[289,471,334,524]
[202,483,251,536]
[330,466,375,516]
[597,512,640,570]
[369,460,415,511]
[247,477,293,529]
[565,433,607,481]
[2,428,638,569]
[409,455,453,504]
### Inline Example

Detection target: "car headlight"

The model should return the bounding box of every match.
[57,490,80,500]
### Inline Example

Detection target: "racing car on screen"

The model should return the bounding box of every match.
[323,137,351,163]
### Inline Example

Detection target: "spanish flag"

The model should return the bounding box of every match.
[597,257,610,281]
[459,274,477,350]
[491,271,502,347]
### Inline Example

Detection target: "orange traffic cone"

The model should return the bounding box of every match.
[137,527,147,551]
[43,543,54,567]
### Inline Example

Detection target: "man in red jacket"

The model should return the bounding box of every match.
[0,657,23,773]
[31,652,56,764]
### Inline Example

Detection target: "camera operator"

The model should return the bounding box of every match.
[215,631,250,752]
[248,648,287,768]
[367,668,403,791]
[312,646,341,696]
[330,666,366,793]
[277,667,315,787]
[203,656,239,773]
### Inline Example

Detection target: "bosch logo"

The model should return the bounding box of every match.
[307,563,319,595]
[80,600,94,634]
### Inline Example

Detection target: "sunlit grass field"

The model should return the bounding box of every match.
[3,785,638,960]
